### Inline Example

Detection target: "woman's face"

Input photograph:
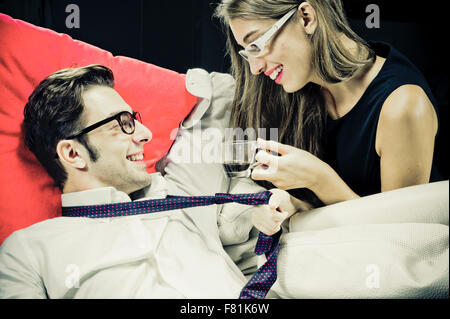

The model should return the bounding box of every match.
[229,9,316,93]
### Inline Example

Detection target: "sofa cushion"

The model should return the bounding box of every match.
[0,13,197,244]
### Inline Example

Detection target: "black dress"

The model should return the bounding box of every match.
[324,41,442,197]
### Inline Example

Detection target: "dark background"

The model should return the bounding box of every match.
[0,0,448,178]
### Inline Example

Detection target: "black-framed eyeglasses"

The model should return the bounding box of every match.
[65,111,142,140]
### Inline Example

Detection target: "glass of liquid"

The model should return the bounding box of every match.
[222,140,259,178]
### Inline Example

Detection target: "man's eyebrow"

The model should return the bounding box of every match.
[105,109,132,118]
[105,111,119,117]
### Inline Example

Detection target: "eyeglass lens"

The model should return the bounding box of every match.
[119,112,135,134]
[240,43,261,60]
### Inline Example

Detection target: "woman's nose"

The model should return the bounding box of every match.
[248,56,267,75]
[133,121,152,144]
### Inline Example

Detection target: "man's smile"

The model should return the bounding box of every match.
[126,152,144,162]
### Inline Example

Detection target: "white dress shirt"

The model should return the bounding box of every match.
[0,69,251,299]
[0,173,247,298]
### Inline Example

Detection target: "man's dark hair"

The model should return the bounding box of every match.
[23,64,115,190]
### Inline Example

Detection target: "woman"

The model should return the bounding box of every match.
[215,0,442,209]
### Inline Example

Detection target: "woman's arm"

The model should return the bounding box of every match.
[252,84,438,205]
[376,84,438,191]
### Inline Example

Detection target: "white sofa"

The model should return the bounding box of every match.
[268,180,449,298]
[177,69,449,298]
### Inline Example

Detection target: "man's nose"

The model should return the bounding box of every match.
[132,121,152,144]
[249,56,267,75]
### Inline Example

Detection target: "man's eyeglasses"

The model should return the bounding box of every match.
[238,7,297,61]
[65,111,142,140]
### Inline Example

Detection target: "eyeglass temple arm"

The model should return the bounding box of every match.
[65,115,117,140]
[256,8,298,45]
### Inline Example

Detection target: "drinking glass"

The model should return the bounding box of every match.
[222,140,258,178]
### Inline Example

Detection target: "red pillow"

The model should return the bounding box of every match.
[0,14,198,244]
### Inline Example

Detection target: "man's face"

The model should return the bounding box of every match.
[78,85,153,194]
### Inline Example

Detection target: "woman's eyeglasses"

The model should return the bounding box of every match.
[65,111,142,140]
[238,7,297,61]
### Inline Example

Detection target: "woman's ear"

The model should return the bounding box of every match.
[298,2,318,35]
[56,140,86,169]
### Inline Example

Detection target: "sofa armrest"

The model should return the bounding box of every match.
[290,181,449,232]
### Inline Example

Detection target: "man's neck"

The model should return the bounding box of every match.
[61,186,131,207]
[61,172,169,207]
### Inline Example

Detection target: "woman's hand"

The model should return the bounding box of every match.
[251,139,360,205]
[251,138,327,191]
[252,188,311,236]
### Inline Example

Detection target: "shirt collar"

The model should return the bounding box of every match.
[61,173,169,207]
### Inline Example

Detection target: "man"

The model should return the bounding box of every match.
[0,64,297,298]
[1,65,447,299]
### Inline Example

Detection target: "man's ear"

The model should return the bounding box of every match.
[56,140,86,169]
[297,2,318,35]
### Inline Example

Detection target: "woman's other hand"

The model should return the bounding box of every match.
[252,188,312,236]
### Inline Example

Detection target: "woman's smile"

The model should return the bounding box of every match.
[265,64,284,83]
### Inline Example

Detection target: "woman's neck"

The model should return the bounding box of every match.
[319,62,374,119]
[311,37,384,119]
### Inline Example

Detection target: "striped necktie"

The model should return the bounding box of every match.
[62,191,280,299]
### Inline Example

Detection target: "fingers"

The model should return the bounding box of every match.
[254,149,276,165]
[271,209,289,223]
[252,150,278,181]
[251,164,277,181]
[268,191,281,211]
[252,205,288,236]
[257,138,294,156]
[252,139,292,182]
